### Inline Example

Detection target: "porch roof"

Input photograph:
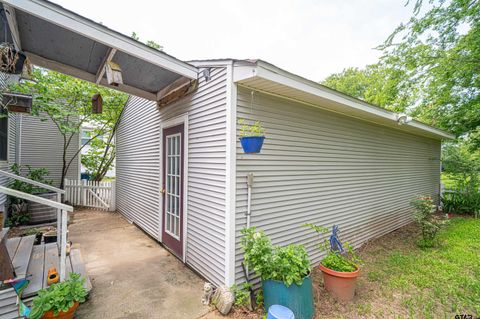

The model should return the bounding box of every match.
[0,0,198,101]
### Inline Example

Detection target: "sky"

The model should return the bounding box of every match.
[52,0,414,82]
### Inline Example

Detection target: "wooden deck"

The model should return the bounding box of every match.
[6,236,91,298]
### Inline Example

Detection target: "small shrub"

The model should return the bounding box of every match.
[411,195,447,248]
[442,188,480,217]
[231,283,252,308]
[241,227,310,286]
[238,119,265,137]
[7,164,53,226]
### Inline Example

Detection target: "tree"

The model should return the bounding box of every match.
[12,68,128,188]
[322,63,414,113]
[81,102,125,181]
[131,32,163,51]
[380,0,480,146]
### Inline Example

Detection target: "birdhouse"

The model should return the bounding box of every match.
[92,93,103,114]
[2,92,32,113]
[105,61,123,86]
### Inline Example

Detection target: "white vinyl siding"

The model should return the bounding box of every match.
[234,87,441,283]
[116,67,228,286]
[116,96,160,237]
[16,114,79,187]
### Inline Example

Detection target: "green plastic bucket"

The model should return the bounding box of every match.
[262,275,314,319]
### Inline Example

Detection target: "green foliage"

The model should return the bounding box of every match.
[238,119,265,137]
[81,131,116,181]
[240,227,310,286]
[29,273,88,319]
[442,190,480,218]
[322,63,413,113]
[131,32,163,51]
[411,195,447,247]
[7,164,53,226]
[304,224,362,272]
[380,0,480,147]
[9,163,52,195]
[321,251,357,272]
[231,283,252,308]
[11,68,127,187]
[255,289,263,309]
[441,136,480,216]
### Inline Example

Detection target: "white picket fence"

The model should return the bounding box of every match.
[64,179,116,211]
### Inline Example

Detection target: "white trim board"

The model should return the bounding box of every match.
[224,62,237,286]
[158,113,189,263]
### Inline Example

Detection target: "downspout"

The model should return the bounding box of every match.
[246,173,254,228]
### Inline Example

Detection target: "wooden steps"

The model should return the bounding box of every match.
[0,235,91,318]
[24,244,91,297]
[6,235,35,279]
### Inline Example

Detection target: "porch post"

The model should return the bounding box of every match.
[59,209,67,281]
[56,192,61,255]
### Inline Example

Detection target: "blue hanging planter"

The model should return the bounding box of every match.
[240,136,265,153]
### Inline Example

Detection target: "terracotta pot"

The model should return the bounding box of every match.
[319,264,359,303]
[42,302,79,319]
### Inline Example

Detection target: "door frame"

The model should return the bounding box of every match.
[159,113,189,262]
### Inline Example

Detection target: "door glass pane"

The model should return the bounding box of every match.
[165,134,181,238]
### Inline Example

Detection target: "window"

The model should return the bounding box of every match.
[0,112,7,161]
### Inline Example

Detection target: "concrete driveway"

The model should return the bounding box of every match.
[68,209,211,319]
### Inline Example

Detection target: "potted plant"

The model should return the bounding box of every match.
[305,224,362,303]
[238,119,265,153]
[29,272,88,319]
[241,227,314,319]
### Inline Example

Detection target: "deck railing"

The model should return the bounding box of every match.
[0,170,73,281]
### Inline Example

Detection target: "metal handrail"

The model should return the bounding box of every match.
[0,170,65,194]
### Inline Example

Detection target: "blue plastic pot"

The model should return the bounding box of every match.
[262,275,314,319]
[240,136,265,153]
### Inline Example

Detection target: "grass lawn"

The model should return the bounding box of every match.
[314,217,480,318]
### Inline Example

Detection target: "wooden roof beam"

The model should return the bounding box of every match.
[156,77,198,108]
[95,48,117,84]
